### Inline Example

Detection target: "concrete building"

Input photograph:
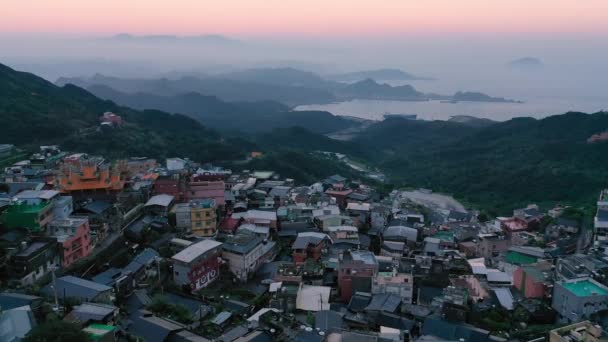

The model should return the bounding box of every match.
[172,239,222,291]
[189,199,217,237]
[595,189,608,243]
[549,321,608,342]
[0,190,60,232]
[186,177,225,206]
[338,250,379,302]
[513,261,553,298]
[222,231,276,281]
[372,270,414,304]
[552,278,608,323]
[171,199,217,237]
[48,216,93,267]
[7,239,60,285]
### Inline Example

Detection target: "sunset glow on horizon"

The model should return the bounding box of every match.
[3,0,608,37]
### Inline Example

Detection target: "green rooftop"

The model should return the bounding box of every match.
[505,251,537,265]
[562,279,608,297]
[83,324,116,340]
[433,230,455,242]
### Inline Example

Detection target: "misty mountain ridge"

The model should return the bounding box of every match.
[58,69,520,107]
[84,84,356,134]
[508,57,544,70]
[329,68,434,82]
[107,33,240,45]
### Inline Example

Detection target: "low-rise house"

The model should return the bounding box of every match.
[292,232,331,264]
[64,302,119,326]
[172,239,222,291]
[295,284,331,311]
[144,194,174,216]
[222,230,276,281]
[48,216,93,267]
[556,253,608,281]
[346,202,371,226]
[383,225,418,244]
[338,250,379,302]
[237,224,270,239]
[477,233,510,258]
[0,305,37,341]
[548,321,608,342]
[327,226,360,252]
[42,275,113,303]
[0,292,42,311]
[316,214,352,231]
[499,216,528,237]
[372,270,413,304]
[236,210,277,230]
[381,241,407,258]
[552,278,608,323]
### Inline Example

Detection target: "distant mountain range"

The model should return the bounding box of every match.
[58,69,520,107]
[328,68,434,82]
[508,57,544,70]
[107,33,240,45]
[84,84,357,134]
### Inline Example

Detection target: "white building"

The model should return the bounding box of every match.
[594,189,608,242]
[222,231,276,281]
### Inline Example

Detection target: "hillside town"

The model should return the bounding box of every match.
[1,144,608,342]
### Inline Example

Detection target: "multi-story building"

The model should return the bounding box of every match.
[186,176,225,206]
[594,189,608,242]
[222,231,276,282]
[552,278,608,323]
[338,250,378,302]
[189,199,217,237]
[172,239,222,291]
[0,190,59,232]
[172,199,217,237]
[513,261,553,298]
[52,195,73,219]
[55,156,125,199]
[153,173,183,202]
[47,216,93,267]
[7,238,60,285]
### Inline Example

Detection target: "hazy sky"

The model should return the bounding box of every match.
[3,0,608,37]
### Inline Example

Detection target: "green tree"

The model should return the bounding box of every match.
[25,320,92,342]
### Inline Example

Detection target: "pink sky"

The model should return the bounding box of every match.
[3,0,608,37]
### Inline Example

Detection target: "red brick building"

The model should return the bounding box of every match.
[292,232,331,265]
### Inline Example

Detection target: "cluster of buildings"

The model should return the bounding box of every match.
[2,144,608,341]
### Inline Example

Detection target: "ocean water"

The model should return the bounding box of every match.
[295,97,608,122]
[295,75,608,121]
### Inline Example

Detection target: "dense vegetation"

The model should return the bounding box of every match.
[85,84,356,134]
[0,63,248,161]
[354,113,608,213]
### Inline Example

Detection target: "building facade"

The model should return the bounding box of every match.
[172,240,222,291]
[48,216,93,267]
[338,250,379,302]
[552,278,608,323]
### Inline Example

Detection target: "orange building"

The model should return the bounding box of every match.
[56,157,125,198]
